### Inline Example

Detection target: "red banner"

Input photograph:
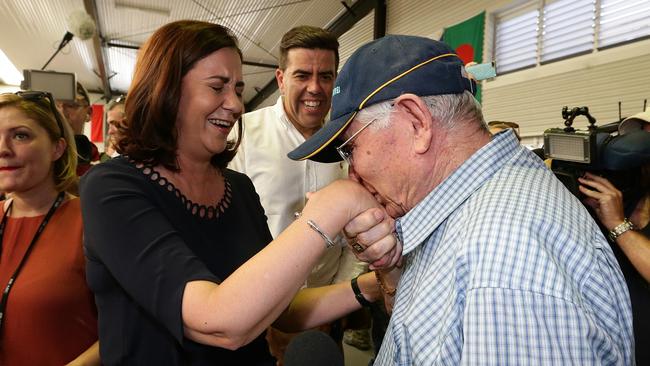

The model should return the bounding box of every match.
[90,104,104,142]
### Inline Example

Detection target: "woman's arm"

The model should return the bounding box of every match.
[274,208,404,333]
[614,230,650,281]
[579,172,650,281]
[65,341,100,366]
[181,179,399,349]
[273,271,380,332]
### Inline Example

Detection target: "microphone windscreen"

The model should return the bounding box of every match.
[67,10,96,40]
[284,330,344,366]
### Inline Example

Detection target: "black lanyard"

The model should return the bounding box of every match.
[0,191,65,330]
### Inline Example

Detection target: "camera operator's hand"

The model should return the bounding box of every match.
[578,172,625,230]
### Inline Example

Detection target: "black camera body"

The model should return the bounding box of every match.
[544,106,650,202]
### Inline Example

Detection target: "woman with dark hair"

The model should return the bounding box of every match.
[0,92,99,365]
[80,20,399,365]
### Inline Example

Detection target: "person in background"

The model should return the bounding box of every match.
[100,98,125,162]
[288,34,634,364]
[79,20,400,366]
[487,120,520,140]
[229,25,370,361]
[56,82,99,175]
[0,92,99,365]
[578,109,650,364]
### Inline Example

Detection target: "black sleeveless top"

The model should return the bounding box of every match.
[80,157,275,366]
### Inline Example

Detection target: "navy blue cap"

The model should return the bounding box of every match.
[288,35,476,163]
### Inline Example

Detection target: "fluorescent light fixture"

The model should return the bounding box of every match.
[115,1,171,16]
[0,49,23,86]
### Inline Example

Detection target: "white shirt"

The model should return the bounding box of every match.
[230,97,366,286]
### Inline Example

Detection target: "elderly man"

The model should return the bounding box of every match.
[100,99,125,162]
[289,35,634,364]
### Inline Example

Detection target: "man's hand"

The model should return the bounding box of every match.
[344,207,402,270]
[578,172,625,230]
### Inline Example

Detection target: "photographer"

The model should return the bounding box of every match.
[578,113,650,364]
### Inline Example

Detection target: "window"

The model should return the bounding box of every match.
[494,0,650,73]
[494,4,539,72]
[599,0,650,48]
[541,0,594,62]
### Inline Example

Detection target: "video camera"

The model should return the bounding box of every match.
[544,105,650,204]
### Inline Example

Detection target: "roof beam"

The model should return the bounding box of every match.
[245,0,379,111]
[373,0,386,40]
[84,0,112,101]
[105,42,278,69]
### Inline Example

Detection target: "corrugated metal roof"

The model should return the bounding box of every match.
[0,0,353,104]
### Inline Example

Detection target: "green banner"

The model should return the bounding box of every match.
[442,12,485,101]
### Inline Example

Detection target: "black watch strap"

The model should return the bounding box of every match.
[351,275,372,307]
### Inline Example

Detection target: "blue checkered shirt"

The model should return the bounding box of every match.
[374,130,634,365]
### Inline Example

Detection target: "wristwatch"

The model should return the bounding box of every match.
[608,218,636,241]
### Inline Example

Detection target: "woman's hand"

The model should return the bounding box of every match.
[344,207,402,270]
[304,179,382,223]
[303,180,402,268]
[578,172,625,230]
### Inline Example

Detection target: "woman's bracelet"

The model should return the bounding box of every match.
[306,220,336,249]
[375,271,397,297]
[294,212,336,249]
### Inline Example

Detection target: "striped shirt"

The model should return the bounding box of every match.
[375,130,634,365]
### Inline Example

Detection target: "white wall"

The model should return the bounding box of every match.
[388,0,650,143]
[0,84,19,93]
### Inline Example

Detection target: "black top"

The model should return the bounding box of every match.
[80,157,275,366]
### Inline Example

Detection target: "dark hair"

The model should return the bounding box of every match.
[279,26,339,70]
[118,20,243,171]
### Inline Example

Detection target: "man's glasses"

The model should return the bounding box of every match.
[336,119,375,166]
[14,91,65,137]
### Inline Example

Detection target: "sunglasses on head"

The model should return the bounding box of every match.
[13,91,65,138]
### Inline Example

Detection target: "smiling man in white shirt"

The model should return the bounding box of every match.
[229,26,368,363]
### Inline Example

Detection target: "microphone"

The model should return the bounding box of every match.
[283,330,344,366]
[67,9,96,40]
[41,10,96,70]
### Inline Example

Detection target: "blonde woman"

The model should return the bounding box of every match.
[0,92,99,365]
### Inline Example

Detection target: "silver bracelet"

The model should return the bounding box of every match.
[306,220,336,249]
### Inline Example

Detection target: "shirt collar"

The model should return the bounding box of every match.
[273,96,294,131]
[397,129,521,254]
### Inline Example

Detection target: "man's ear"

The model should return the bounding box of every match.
[275,68,285,95]
[394,94,433,154]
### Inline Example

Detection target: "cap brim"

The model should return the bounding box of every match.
[288,110,356,162]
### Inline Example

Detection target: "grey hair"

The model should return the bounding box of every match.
[355,91,486,131]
